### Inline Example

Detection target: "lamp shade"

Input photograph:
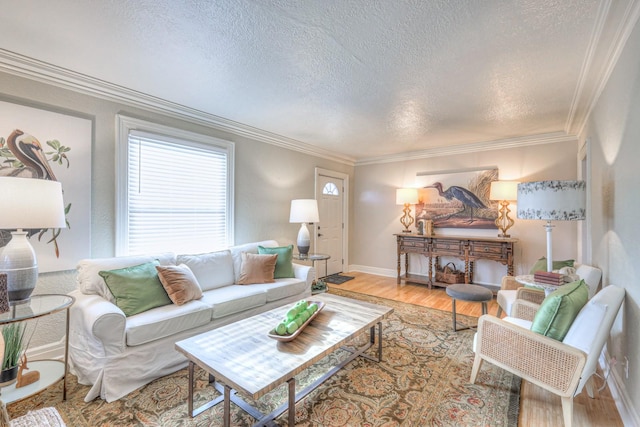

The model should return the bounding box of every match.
[517,180,586,221]
[489,181,519,201]
[0,177,66,229]
[289,199,319,223]
[396,188,418,205]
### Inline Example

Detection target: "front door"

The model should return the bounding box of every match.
[315,170,347,276]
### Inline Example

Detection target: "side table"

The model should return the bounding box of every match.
[292,253,331,294]
[0,294,75,403]
[515,274,560,295]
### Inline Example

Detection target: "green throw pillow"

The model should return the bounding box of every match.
[99,261,172,317]
[258,245,295,279]
[529,257,575,274]
[531,279,588,341]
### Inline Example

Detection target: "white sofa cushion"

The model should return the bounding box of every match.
[229,240,279,283]
[247,278,309,302]
[77,253,177,302]
[125,300,212,346]
[177,250,235,291]
[200,285,267,319]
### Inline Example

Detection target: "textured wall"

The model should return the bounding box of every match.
[582,17,640,424]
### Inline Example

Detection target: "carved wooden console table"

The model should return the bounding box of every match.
[395,234,517,288]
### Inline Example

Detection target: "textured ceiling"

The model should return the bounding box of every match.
[0,0,633,162]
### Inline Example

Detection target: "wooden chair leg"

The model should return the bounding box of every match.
[470,353,483,384]
[561,396,573,427]
[585,375,595,398]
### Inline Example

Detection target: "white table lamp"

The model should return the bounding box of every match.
[289,199,319,255]
[489,181,519,237]
[517,180,586,272]
[396,188,418,233]
[0,177,66,304]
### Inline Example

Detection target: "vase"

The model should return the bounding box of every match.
[0,365,19,387]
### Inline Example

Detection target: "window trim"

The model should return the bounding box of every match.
[115,115,235,255]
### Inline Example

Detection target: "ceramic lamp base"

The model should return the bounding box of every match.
[0,231,38,305]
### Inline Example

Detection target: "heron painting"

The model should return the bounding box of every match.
[0,99,92,273]
[416,168,498,229]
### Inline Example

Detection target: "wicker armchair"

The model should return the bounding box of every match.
[471,285,625,427]
[496,264,602,317]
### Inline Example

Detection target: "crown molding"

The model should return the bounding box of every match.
[0,49,356,166]
[355,132,578,166]
[571,0,640,137]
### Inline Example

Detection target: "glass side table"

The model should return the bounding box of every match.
[0,294,75,403]
[292,253,331,294]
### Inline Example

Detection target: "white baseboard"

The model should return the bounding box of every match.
[25,338,66,362]
[600,350,640,426]
[348,265,396,277]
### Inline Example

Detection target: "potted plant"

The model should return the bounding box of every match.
[0,323,25,387]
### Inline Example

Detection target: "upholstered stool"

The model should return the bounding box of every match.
[445,283,493,331]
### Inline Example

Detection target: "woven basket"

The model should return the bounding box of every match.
[436,262,465,284]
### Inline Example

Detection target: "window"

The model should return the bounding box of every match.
[322,182,339,196]
[116,116,234,255]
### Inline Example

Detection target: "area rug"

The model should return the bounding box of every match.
[7,289,520,426]
[323,273,355,284]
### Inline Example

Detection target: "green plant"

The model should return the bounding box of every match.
[1,323,26,370]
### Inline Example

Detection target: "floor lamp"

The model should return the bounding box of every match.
[0,177,66,304]
[517,180,586,272]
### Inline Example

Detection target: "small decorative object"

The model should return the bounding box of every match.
[268,300,325,342]
[416,219,425,235]
[490,181,519,237]
[0,274,8,314]
[16,354,40,388]
[425,219,434,236]
[517,180,586,272]
[0,177,67,305]
[289,199,320,255]
[396,188,418,233]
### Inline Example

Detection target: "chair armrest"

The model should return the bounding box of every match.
[516,287,545,304]
[511,299,540,322]
[69,289,127,357]
[475,315,586,397]
[293,263,314,289]
[500,276,521,291]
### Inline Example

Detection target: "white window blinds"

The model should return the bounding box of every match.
[117,116,234,256]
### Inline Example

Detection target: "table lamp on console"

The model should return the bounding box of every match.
[396,188,418,233]
[0,177,66,305]
[517,180,585,272]
[489,180,519,238]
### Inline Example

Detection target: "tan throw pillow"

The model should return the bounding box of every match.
[238,252,278,285]
[155,264,203,305]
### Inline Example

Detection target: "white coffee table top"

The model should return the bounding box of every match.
[175,293,393,399]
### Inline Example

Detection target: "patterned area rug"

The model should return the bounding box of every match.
[7,289,520,426]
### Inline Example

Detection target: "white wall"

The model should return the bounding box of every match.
[581,15,640,424]
[351,141,580,285]
[0,71,353,349]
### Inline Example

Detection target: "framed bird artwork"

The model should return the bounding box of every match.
[0,99,92,272]
[415,167,499,230]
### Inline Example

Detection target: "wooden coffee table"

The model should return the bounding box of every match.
[175,293,393,426]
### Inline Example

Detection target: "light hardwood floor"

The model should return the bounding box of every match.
[328,271,623,427]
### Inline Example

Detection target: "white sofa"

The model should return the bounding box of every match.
[68,240,313,402]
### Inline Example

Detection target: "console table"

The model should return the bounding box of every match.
[395,234,517,288]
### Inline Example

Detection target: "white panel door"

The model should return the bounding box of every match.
[316,174,344,276]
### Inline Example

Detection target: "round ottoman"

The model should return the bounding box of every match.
[445,283,494,331]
